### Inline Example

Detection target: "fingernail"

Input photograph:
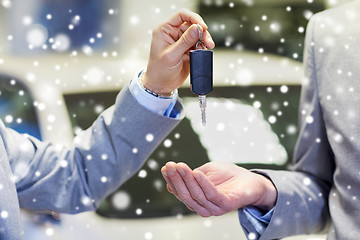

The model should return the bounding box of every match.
[191,26,199,38]
[167,167,175,176]
[178,168,185,176]
[161,170,167,177]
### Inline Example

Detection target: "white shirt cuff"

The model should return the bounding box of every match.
[129,70,179,117]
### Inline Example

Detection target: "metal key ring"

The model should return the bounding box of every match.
[196,24,207,50]
[196,41,206,50]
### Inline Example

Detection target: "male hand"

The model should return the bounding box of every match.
[161,162,277,217]
[143,9,215,97]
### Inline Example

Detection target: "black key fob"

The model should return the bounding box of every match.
[190,49,213,95]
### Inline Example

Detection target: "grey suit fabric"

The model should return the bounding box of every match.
[239,2,360,239]
[0,84,182,239]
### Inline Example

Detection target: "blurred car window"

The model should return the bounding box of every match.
[5,0,120,55]
[63,84,301,219]
[199,0,325,61]
[0,75,42,140]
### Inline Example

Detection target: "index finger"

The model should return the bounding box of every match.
[168,9,208,31]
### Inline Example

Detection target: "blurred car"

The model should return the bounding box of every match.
[0,0,334,239]
[0,48,326,240]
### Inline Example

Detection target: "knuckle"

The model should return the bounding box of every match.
[178,192,190,201]
[205,192,217,202]
[152,26,161,37]
[192,193,204,202]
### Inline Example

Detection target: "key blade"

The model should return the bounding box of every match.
[199,95,207,126]
[201,109,206,126]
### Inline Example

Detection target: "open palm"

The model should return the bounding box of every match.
[194,162,266,212]
[161,161,275,217]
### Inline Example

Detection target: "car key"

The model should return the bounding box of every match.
[190,24,213,126]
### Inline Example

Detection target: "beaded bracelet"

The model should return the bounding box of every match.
[139,71,174,98]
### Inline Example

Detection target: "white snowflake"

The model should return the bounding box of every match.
[101,176,107,183]
[248,232,256,240]
[144,232,153,240]
[26,25,48,47]
[138,169,147,178]
[163,139,172,148]
[112,191,131,210]
[303,177,311,186]
[147,159,158,170]
[203,219,212,227]
[136,208,142,215]
[1,210,8,219]
[45,228,54,236]
[268,115,276,124]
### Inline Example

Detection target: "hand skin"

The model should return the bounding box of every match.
[161,161,278,217]
[143,9,215,97]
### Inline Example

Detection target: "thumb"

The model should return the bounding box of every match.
[168,24,201,57]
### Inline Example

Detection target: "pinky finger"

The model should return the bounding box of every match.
[182,199,195,211]
[166,184,195,211]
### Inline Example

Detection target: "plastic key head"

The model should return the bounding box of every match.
[190,49,213,95]
[190,23,213,95]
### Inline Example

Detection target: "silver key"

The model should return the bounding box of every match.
[199,95,207,126]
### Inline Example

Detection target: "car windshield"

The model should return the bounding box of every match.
[63,85,301,218]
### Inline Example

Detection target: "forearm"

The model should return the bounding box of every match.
[8,84,183,213]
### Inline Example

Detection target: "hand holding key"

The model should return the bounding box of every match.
[142,9,215,97]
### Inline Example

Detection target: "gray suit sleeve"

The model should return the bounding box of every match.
[239,14,334,239]
[1,84,183,214]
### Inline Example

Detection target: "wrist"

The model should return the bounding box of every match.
[140,71,174,98]
[253,174,277,211]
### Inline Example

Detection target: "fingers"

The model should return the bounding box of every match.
[175,22,215,49]
[161,9,214,57]
[162,162,212,217]
[161,166,195,211]
[172,24,202,54]
[176,163,225,215]
[161,166,177,194]
[168,9,207,31]
[202,30,215,49]
[161,162,230,217]
[192,170,228,209]
[167,24,214,59]
[145,9,215,94]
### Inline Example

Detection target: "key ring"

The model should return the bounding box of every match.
[196,24,207,50]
